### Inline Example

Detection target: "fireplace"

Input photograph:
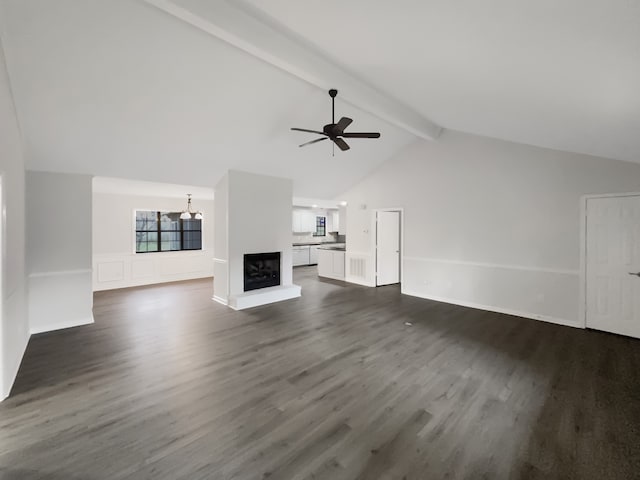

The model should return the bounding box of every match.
[243,252,281,292]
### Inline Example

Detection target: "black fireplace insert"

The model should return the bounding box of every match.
[243,252,281,292]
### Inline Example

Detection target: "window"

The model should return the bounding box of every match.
[314,216,326,237]
[135,211,202,253]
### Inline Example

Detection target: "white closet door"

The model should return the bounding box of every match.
[586,195,640,338]
[376,211,400,286]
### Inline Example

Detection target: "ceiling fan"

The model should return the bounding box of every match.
[291,89,381,153]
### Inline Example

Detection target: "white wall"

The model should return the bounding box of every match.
[27,171,94,334]
[92,191,214,291]
[342,130,640,327]
[0,29,28,399]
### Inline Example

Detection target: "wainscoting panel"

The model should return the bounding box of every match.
[131,259,155,279]
[159,255,205,276]
[93,250,214,291]
[402,257,581,328]
[97,261,125,283]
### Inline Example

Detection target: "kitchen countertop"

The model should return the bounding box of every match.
[292,242,342,246]
[318,246,346,251]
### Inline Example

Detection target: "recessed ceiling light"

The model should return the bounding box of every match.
[340,201,347,206]
[312,204,318,208]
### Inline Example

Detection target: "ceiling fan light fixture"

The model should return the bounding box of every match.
[291,89,381,153]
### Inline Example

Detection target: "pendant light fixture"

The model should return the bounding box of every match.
[180,194,203,220]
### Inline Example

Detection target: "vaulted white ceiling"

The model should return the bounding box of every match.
[1,0,639,200]
[0,0,416,198]
[242,0,640,163]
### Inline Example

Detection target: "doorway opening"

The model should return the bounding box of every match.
[583,193,640,339]
[375,208,403,287]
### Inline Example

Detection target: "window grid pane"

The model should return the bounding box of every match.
[182,219,202,231]
[160,212,181,231]
[136,210,202,253]
[314,216,326,237]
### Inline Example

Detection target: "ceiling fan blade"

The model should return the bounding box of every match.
[291,127,326,135]
[333,137,350,151]
[341,132,381,138]
[299,137,328,148]
[334,117,353,133]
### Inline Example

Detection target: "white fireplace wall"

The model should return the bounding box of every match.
[227,170,293,297]
[213,170,298,308]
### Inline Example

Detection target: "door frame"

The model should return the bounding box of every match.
[0,175,3,396]
[580,192,640,330]
[374,208,404,286]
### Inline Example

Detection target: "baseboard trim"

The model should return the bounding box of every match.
[402,289,581,329]
[1,329,30,401]
[30,315,95,335]
[212,295,228,306]
[318,273,346,282]
[345,275,375,287]
[94,272,214,292]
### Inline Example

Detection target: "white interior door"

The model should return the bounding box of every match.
[376,211,400,286]
[586,195,640,338]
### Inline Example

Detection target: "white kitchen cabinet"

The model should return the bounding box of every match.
[317,249,331,277]
[304,210,316,231]
[325,212,333,233]
[317,248,345,280]
[291,208,316,233]
[292,246,310,266]
[309,245,320,265]
[338,206,347,235]
[292,209,316,233]
[332,251,345,276]
[331,210,339,232]
[324,209,339,232]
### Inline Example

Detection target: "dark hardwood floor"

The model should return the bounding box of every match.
[1,267,639,479]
